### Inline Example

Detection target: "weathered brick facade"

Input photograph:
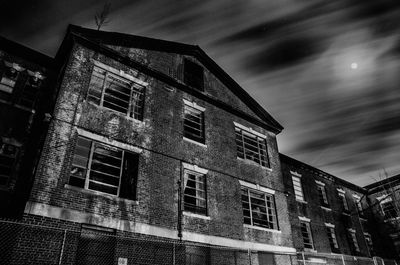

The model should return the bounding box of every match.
[1,25,399,265]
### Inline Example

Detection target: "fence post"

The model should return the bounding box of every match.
[248,249,252,265]
[302,252,306,265]
[341,255,346,265]
[172,242,176,265]
[58,229,67,265]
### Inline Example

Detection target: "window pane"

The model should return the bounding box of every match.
[183,105,204,143]
[184,170,206,215]
[235,127,269,167]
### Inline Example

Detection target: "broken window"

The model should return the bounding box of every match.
[241,187,278,229]
[69,136,139,199]
[183,169,207,215]
[300,221,314,250]
[88,65,145,120]
[184,59,204,92]
[235,126,269,167]
[183,104,204,143]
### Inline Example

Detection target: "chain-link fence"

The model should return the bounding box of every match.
[297,251,398,265]
[0,219,298,265]
[0,219,397,265]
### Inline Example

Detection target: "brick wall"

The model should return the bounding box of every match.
[281,155,370,257]
[27,42,294,250]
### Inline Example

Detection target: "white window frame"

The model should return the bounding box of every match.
[316,181,329,206]
[325,223,339,250]
[299,219,314,250]
[183,99,205,144]
[241,180,278,230]
[87,62,147,120]
[291,172,305,202]
[348,229,360,252]
[234,122,270,168]
[337,190,349,211]
[182,163,208,216]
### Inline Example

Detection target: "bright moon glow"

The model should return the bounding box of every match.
[351,62,358,69]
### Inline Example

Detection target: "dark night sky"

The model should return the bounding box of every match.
[1,0,399,186]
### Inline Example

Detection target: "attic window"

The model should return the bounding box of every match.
[184,59,204,92]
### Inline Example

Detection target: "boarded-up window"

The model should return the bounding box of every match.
[258,252,275,265]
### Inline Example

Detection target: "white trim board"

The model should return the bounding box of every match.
[238,180,275,194]
[24,202,296,254]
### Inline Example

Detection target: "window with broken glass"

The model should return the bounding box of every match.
[69,136,139,199]
[235,127,269,167]
[87,65,145,120]
[183,104,204,143]
[183,169,207,215]
[300,221,314,249]
[241,187,278,230]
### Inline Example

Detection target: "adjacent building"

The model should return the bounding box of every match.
[0,36,55,217]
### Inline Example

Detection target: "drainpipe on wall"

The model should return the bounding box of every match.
[177,178,182,241]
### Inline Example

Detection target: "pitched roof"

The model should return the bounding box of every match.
[364,174,400,194]
[61,25,283,133]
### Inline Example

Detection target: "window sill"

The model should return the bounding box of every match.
[183,211,211,220]
[243,224,281,233]
[342,212,351,216]
[320,206,332,211]
[183,137,207,148]
[296,199,308,204]
[64,184,139,205]
[236,157,272,171]
[304,248,317,253]
[0,99,36,113]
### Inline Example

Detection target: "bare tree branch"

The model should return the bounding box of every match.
[95,2,111,30]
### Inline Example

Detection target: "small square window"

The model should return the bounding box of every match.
[183,103,205,144]
[241,187,278,230]
[184,59,204,91]
[87,65,145,120]
[183,169,207,215]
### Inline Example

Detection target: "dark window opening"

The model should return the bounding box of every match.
[184,59,204,92]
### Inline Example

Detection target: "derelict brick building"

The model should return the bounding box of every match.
[21,25,296,264]
[0,25,399,265]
